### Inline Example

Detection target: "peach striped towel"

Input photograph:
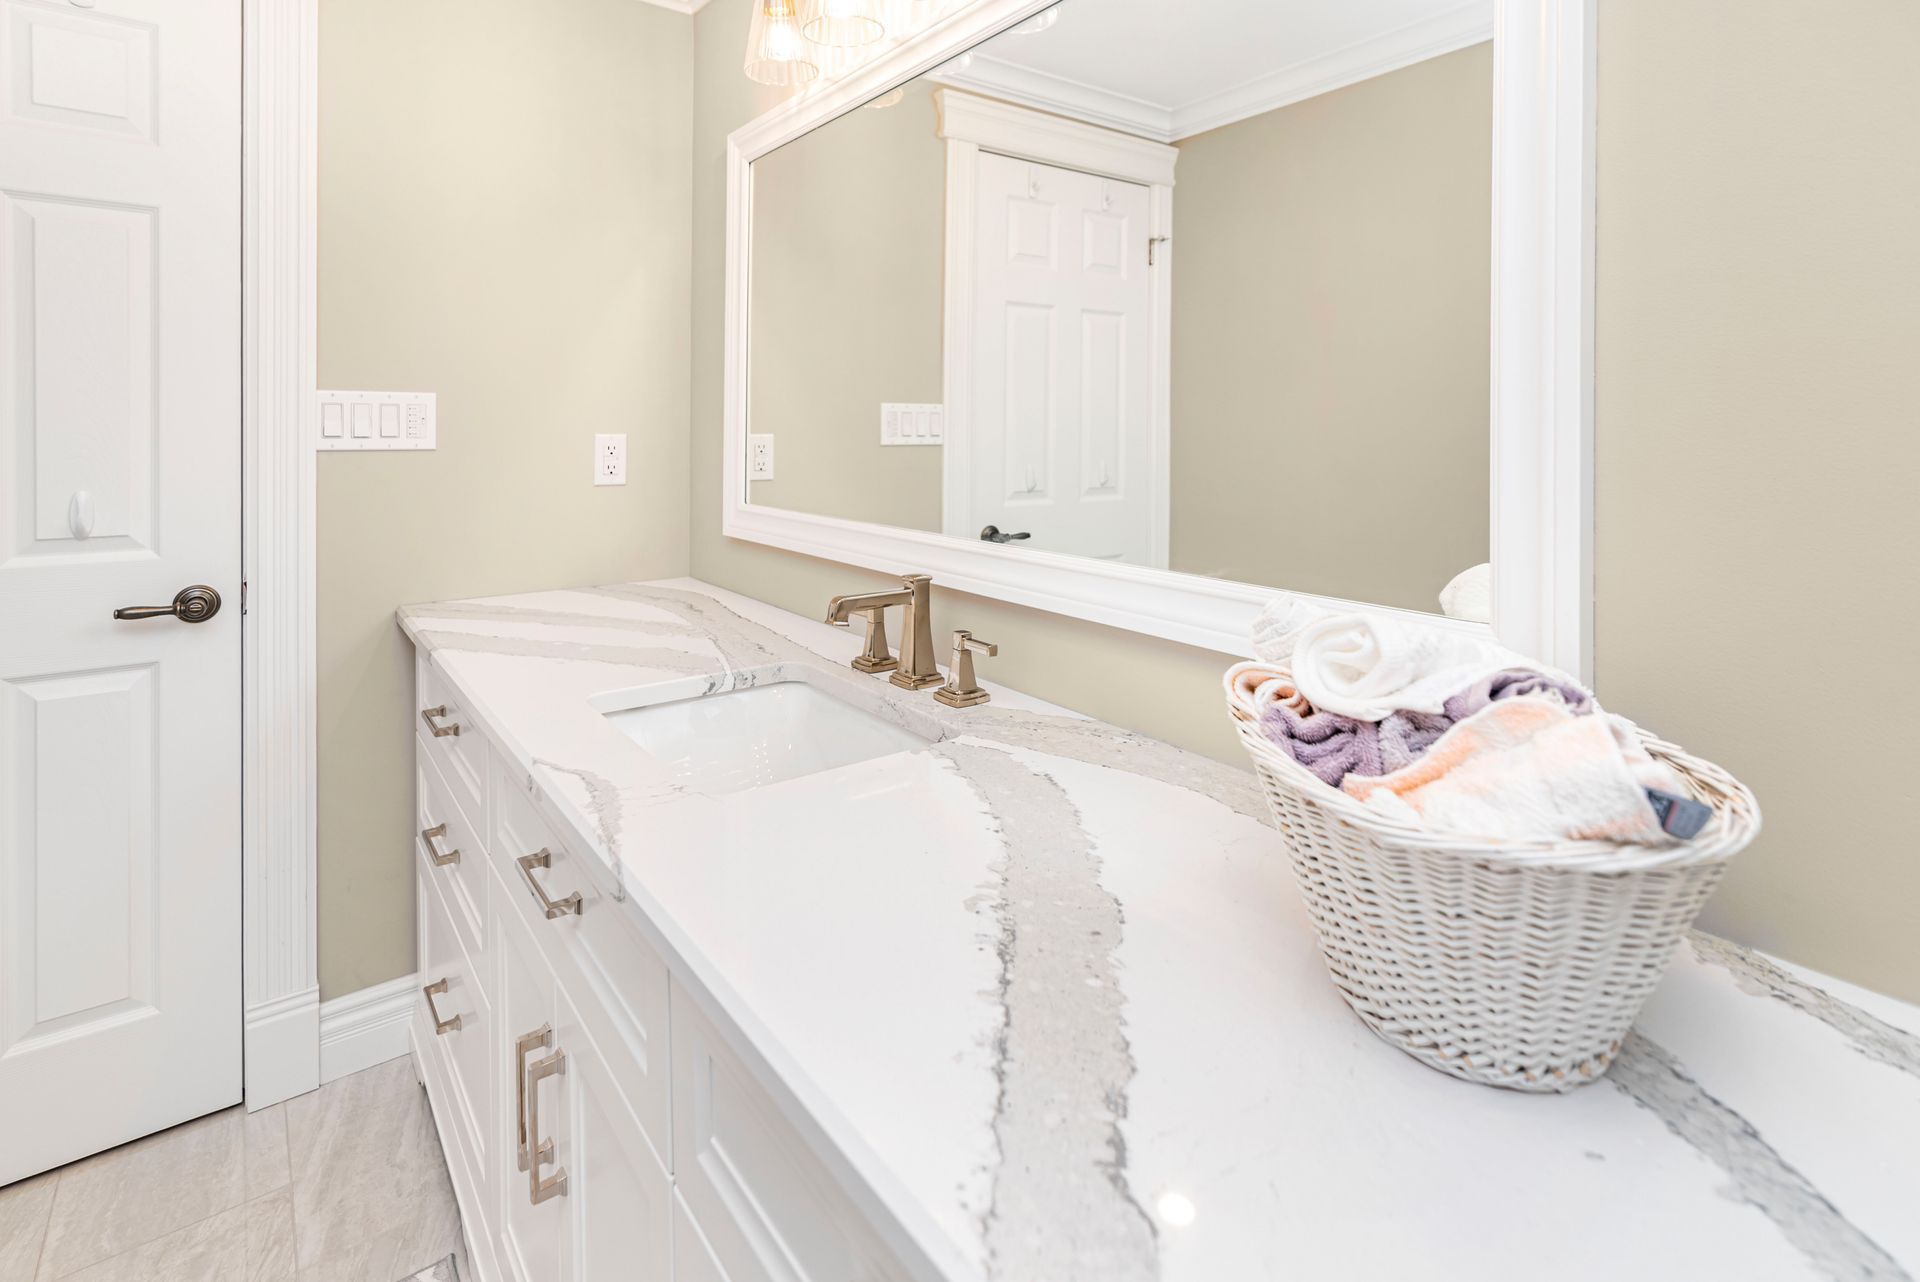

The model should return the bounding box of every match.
[1341,697,1688,845]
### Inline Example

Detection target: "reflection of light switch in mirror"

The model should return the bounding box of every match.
[749,434,775,481]
[316,390,437,451]
[881,403,945,445]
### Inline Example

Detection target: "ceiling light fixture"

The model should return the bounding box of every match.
[743,0,820,87]
[801,0,886,48]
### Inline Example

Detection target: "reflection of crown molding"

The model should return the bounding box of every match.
[934,0,1494,143]
[931,57,1177,141]
[634,0,710,13]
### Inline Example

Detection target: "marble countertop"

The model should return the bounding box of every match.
[399,579,1920,1282]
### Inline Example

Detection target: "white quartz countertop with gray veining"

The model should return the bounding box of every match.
[399,579,1920,1282]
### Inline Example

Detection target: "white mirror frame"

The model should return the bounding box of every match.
[723,0,1595,676]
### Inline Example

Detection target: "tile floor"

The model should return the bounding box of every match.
[0,1055,465,1282]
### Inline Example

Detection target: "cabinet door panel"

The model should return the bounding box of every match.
[495,881,564,1282]
[556,988,672,1282]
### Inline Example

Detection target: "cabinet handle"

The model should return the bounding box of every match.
[419,823,460,867]
[421,978,461,1035]
[514,1024,553,1173]
[420,705,460,738]
[527,1047,569,1205]
[516,850,582,919]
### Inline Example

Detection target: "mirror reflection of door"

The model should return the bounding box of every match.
[950,154,1160,565]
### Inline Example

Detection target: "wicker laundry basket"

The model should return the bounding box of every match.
[1229,692,1761,1092]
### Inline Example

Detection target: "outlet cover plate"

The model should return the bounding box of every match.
[748,434,775,481]
[595,433,627,486]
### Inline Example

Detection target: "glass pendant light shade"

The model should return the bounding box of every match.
[744,0,820,87]
[800,0,886,49]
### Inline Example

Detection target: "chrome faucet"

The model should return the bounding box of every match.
[826,574,943,690]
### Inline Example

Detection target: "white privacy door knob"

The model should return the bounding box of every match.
[68,490,94,539]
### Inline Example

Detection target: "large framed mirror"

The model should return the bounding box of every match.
[723,0,1593,674]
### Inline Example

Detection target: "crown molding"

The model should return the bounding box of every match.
[935,0,1494,143]
[635,0,711,13]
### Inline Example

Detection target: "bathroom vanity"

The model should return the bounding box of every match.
[402,580,1920,1282]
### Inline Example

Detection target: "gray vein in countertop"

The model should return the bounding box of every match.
[1688,932,1920,1082]
[532,758,629,873]
[407,627,722,674]
[1610,1032,1909,1282]
[936,741,1158,1282]
[405,598,711,638]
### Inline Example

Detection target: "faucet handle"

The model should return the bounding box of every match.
[845,605,898,675]
[935,630,996,708]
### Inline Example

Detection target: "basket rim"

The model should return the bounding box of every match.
[1227,691,1761,873]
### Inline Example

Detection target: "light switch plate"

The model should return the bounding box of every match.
[881,403,945,445]
[594,433,627,486]
[748,434,775,481]
[316,390,436,451]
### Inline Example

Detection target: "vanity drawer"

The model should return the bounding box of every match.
[669,980,912,1282]
[416,652,490,837]
[491,756,672,1175]
[417,743,486,963]
[415,834,497,1245]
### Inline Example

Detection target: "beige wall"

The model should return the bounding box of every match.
[1594,0,1920,1002]
[747,81,945,530]
[694,0,1919,1001]
[317,0,692,999]
[1170,45,1491,610]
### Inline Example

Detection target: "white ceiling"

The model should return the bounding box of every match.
[940,0,1493,141]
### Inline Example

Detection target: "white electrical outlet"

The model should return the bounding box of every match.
[595,433,627,486]
[748,434,776,481]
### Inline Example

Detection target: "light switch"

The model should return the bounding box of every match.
[880,403,945,446]
[316,391,437,451]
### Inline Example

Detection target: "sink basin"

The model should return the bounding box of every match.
[604,680,931,794]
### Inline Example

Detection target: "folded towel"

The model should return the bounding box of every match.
[1251,593,1327,666]
[1438,562,1492,623]
[1441,668,1592,722]
[1290,613,1530,721]
[1341,698,1689,845]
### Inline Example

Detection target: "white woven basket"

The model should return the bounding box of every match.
[1229,692,1761,1092]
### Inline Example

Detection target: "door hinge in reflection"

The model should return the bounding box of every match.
[241,579,249,615]
[1149,236,1170,266]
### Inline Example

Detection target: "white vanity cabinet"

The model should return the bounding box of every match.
[409,658,920,1282]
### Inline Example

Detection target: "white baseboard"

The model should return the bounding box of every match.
[245,987,320,1110]
[318,973,419,1085]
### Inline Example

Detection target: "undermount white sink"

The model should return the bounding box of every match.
[604,680,931,794]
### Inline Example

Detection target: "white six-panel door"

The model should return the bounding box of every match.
[959,152,1155,564]
[0,0,241,1184]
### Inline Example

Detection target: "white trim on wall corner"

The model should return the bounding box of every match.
[319,974,420,1085]
[242,0,321,1111]
[932,0,1495,143]
[632,0,711,13]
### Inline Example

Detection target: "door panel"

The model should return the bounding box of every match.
[963,152,1154,564]
[557,989,671,1282]
[0,0,240,1185]
[496,890,563,1282]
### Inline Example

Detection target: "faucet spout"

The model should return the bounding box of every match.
[825,588,911,626]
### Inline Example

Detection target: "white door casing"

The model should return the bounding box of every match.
[954,153,1158,565]
[0,0,242,1182]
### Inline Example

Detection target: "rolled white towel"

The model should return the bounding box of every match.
[1291,612,1527,721]
[1251,593,1327,665]
[1438,562,1491,623]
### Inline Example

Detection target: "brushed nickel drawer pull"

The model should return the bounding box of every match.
[420,705,460,738]
[422,979,461,1035]
[419,823,460,867]
[516,850,582,919]
[527,1047,570,1205]
[514,1024,553,1173]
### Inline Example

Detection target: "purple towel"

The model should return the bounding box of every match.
[1259,668,1590,789]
